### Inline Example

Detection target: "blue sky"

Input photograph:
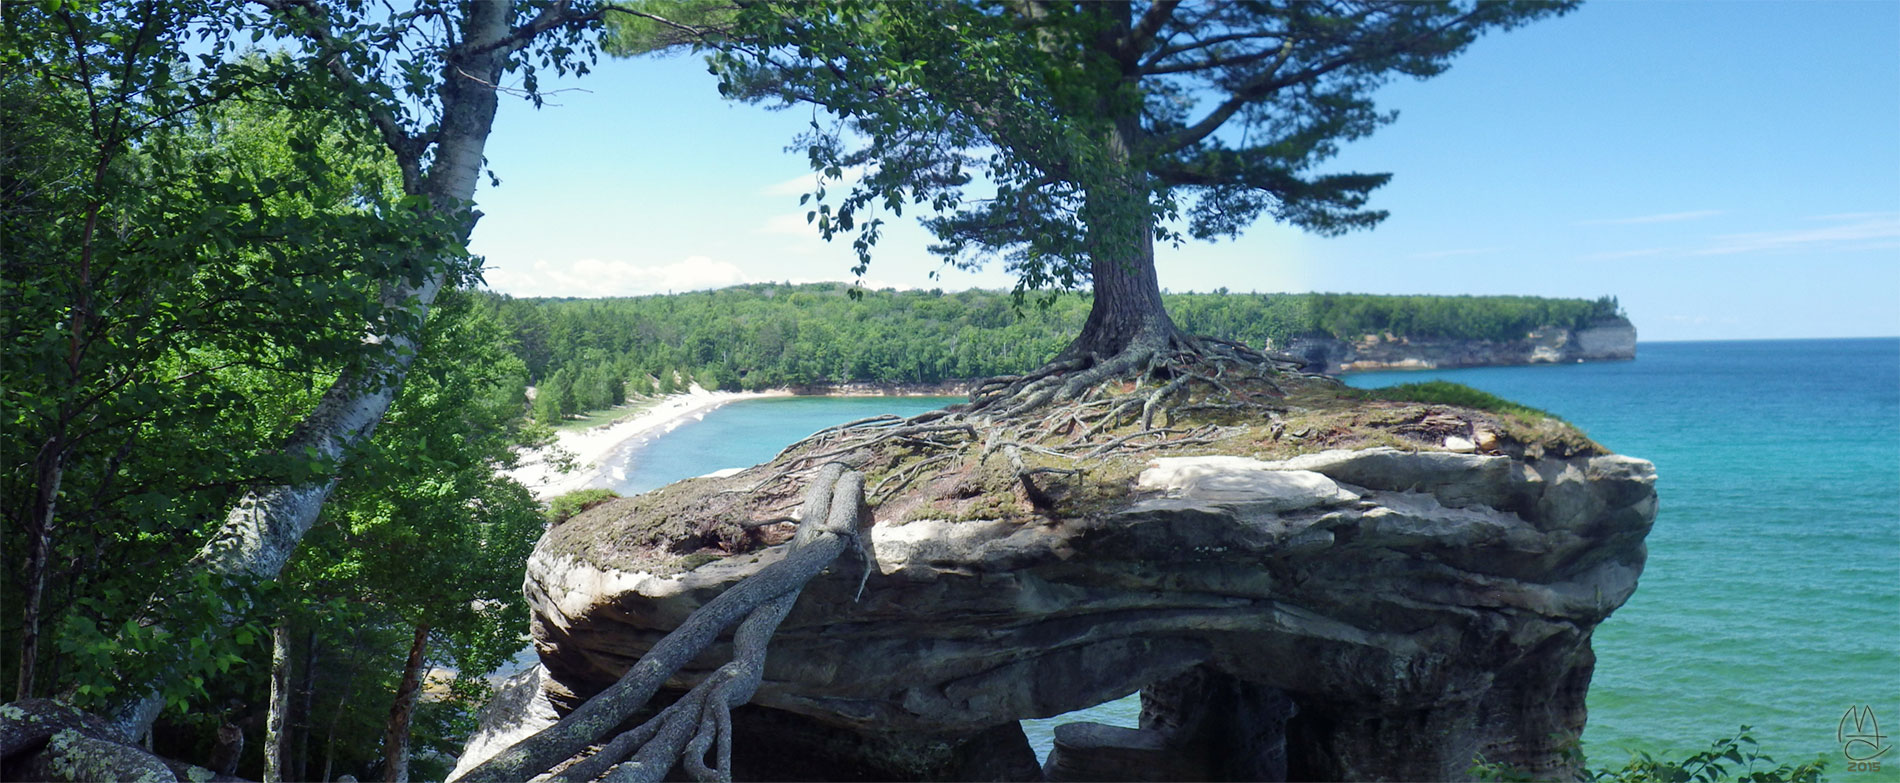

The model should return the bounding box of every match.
[468,1,1900,341]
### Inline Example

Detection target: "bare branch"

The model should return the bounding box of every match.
[1124,0,1182,59]
[1148,8,1484,157]
[1140,28,1286,69]
[597,4,739,49]
[1141,40,1292,76]
[452,0,591,59]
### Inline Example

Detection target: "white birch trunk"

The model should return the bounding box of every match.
[104,0,514,740]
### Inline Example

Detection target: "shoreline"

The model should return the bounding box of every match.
[508,383,974,501]
[505,387,792,501]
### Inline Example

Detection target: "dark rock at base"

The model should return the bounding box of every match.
[1141,666,1298,782]
[727,706,1040,782]
[520,444,1656,781]
[1042,722,1202,782]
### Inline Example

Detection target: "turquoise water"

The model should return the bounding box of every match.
[608,340,1900,768]
[608,396,962,494]
[1348,338,1900,767]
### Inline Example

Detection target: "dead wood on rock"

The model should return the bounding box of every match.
[451,464,865,783]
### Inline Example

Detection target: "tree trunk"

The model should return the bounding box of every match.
[14,438,63,701]
[266,622,291,783]
[1068,222,1177,360]
[383,623,430,783]
[102,0,514,741]
[293,628,317,782]
[209,717,244,777]
[1062,16,1180,363]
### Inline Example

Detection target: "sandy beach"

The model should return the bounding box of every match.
[506,386,789,501]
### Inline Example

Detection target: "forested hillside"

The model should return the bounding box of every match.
[482,285,1622,405]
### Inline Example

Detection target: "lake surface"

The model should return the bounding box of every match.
[606,396,963,495]
[609,339,1900,767]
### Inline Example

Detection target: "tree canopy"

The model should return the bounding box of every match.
[712,0,1576,360]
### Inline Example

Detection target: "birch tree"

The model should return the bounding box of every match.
[20,0,727,741]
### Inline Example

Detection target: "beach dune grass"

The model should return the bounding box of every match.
[548,397,666,435]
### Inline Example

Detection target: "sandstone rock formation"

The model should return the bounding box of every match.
[509,442,1655,781]
[1280,317,1638,374]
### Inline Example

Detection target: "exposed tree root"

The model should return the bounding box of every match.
[731,334,1322,515]
[452,465,866,783]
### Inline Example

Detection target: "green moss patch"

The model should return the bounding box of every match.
[1352,380,1557,421]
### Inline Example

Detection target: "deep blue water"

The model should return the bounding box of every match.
[1347,338,1900,765]
[608,339,1900,768]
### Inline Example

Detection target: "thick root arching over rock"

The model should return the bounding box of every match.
[454,466,868,783]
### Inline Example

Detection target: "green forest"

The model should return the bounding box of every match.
[492,285,1622,420]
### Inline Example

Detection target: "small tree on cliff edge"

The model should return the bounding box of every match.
[710,0,1574,379]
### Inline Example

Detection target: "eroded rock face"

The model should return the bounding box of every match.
[524,446,1655,781]
[1280,317,1639,374]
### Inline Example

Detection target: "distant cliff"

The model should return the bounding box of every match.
[1276,316,1637,374]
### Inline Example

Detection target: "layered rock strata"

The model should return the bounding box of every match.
[1280,317,1638,374]
[511,443,1655,781]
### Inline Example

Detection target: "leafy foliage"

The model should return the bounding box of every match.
[1,17,452,712]
[276,292,544,778]
[1586,729,1827,783]
[1472,728,1828,783]
[706,0,1576,308]
[2,2,565,776]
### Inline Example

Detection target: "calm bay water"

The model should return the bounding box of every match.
[608,396,962,495]
[609,339,1900,767]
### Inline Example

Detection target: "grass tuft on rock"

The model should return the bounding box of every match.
[1355,380,1558,422]
[546,488,621,524]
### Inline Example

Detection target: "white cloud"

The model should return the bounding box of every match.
[758,165,867,197]
[1803,211,1896,222]
[760,172,821,197]
[1690,212,1900,256]
[1578,210,1724,226]
[1578,211,1900,260]
[482,256,752,298]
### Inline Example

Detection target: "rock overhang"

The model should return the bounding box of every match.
[508,402,1657,781]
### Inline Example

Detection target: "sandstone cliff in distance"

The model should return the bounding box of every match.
[1279,316,1638,375]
